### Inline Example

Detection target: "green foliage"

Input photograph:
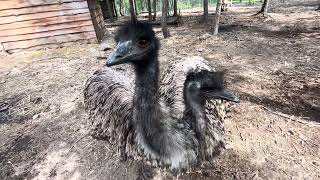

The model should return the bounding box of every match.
[177,1,193,10]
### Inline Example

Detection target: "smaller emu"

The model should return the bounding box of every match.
[84,21,239,173]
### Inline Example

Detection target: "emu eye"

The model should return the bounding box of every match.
[138,39,149,48]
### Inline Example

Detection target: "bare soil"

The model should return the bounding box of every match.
[1,2,319,179]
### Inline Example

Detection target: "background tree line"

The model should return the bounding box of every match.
[107,0,232,16]
[100,0,261,37]
[100,0,319,38]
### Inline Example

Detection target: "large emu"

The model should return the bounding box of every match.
[84,21,239,172]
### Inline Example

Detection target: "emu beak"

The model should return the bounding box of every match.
[106,41,132,67]
[203,89,240,103]
[219,89,240,103]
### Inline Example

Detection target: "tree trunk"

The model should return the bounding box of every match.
[221,0,226,12]
[109,17,179,27]
[113,0,118,17]
[129,0,137,21]
[203,0,208,23]
[147,0,152,21]
[161,0,170,38]
[134,0,138,15]
[213,0,222,35]
[173,0,178,17]
[106,0,114,22]
[255,0,269,16]
[153,0,157,20]
[119,0,124,16]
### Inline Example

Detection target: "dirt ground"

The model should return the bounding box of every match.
[0,1,319,180]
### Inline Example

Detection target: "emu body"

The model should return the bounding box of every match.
[84,21,239,171]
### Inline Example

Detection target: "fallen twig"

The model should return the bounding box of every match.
[291,143,300,154]
[235,125,245,141]
[68,134,88,153]
[262,106,320,128]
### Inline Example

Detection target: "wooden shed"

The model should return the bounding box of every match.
[0,0,107,53]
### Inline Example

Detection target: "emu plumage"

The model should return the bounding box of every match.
[84,58,232,168]
[84,21,238,171]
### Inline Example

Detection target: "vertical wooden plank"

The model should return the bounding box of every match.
[86,0,106,42]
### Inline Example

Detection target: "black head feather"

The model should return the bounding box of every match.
[186,70,225,91]
[106,21,160,67]
[186,70,239,102]
[115,21,159,50]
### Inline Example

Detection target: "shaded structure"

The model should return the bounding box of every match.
[100,0,117,20]
[0,0,107,53]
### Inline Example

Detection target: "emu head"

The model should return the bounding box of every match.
[186,70,240,103]
[106,21,159,67]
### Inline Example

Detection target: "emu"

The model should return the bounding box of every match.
[84,21,239,172]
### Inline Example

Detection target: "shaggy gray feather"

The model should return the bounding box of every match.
[84,56,226,168]
[160,56,226,160]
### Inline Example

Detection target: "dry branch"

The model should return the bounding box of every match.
[68,134,88,153]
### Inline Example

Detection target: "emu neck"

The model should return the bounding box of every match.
[184,82,207,140]
[134,59,160,104]
[134,60,159,97]
[133,57,163,153]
